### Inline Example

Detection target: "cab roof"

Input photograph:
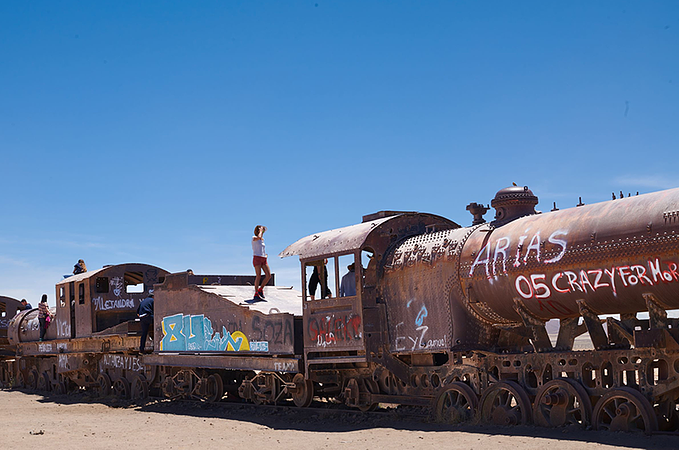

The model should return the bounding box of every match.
[279,213,458,260]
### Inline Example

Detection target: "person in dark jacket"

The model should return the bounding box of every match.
[308,259,332,300]
[20,299,33,310]
[137,292,154,353]
[73,259,87,275]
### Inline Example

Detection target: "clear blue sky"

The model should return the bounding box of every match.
[1,1,678,305]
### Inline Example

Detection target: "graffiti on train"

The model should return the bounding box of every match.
[160,313,268,352]
[307,313,362,347]
[514,258,679,300]
[101,354,143,372]
[93,296,136,311]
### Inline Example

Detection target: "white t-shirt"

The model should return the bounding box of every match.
[252,237,267,257]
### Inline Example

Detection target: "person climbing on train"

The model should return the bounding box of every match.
[73,259,87,275]
[20,298,32,310]
[137,291,154,353]
[252,225,271,301]
[38,295,50,341]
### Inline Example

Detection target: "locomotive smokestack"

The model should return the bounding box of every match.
[466,203,490,226]
[490,185,538,226]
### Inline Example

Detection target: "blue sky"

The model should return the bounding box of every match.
[1,1,678,305]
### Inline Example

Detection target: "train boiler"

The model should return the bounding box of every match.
[282,185,679,432]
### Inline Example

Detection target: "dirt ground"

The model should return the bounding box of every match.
[1,389,678,450]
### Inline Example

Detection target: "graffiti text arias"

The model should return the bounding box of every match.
[515,258,679,300]
[470,229,569,278]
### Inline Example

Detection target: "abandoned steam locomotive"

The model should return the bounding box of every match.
[3,184,679,434]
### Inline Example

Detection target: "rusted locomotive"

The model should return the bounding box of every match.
[277,185,679,433]
[4,185,679,435]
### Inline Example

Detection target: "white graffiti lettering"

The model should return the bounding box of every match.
[515,258,679,299]
[471,229,570,277]
[93,296,135,311]
[110,277,123,297]
[101,354,143,372]
[56,319,71,338]
[38,343,53,353]
[273,361,296,372]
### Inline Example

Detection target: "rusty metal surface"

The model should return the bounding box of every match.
[14,334,145,358]
[154,273,296,355]
[382,227,474,353]
[0,296,22,344]
[280,213,460,260]
[304,295,365,353]
[143,353,300,373]
[53,263,169,339]
[284,213,460,360]
[196,285,302,316]
[7,308,58,344]
[279,216,396,259]
[459,188,679,323]
[188,274,275,287]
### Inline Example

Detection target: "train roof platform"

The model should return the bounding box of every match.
[195,285,303,316]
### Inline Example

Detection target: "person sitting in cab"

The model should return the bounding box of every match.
[340,263,356,297]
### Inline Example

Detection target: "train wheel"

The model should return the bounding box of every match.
[27,369,39,390]
[132,376,149,402]
[15,371,25,389]
[161,377,175,398]
[593,388,658,434]
[97,373,112,397]
[435,382,478,424]
[533,378,592,428]
[478,381,532,426]
[205,374,224,403]
[55,382,66,395]
[112,378,131,400]
[357,379,379,412]
[37,372,50,392]
[291,374,314,408]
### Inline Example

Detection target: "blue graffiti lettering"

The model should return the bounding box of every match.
[415,305,428,327]
[160,313,266,352]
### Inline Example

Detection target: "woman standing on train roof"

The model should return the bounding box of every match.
[252,225,271,301]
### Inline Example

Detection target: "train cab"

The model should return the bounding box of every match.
[54,263,170,339]
[0,296,22,351]
[280,211,458,376]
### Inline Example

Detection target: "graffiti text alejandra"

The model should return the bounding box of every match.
[515,258,679,299]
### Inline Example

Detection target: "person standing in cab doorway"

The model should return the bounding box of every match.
[252,225,271,301]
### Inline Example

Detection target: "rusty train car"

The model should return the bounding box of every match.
[3,264,170,394]
[4,185,679,434]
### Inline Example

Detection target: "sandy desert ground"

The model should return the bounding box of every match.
[1,389,678,450]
